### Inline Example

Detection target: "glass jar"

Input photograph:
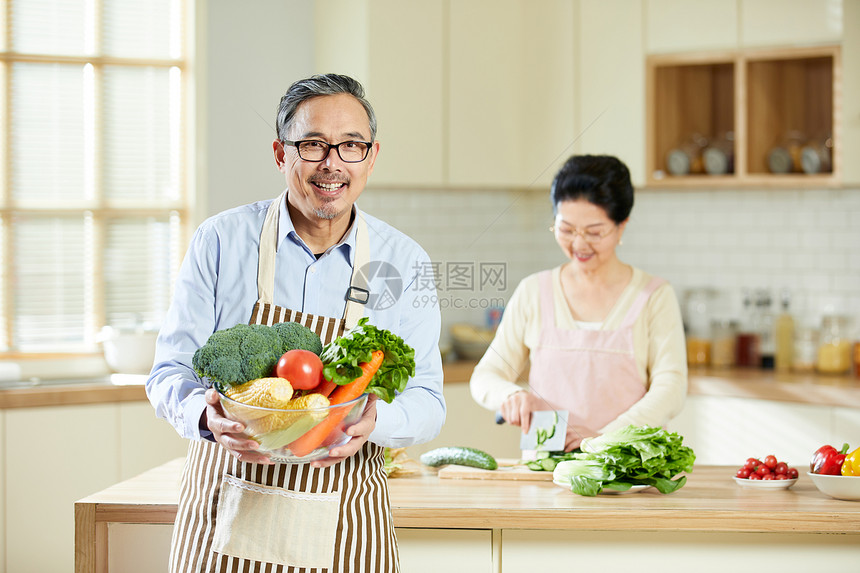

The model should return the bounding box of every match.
[793,327,819,372]
[710,319,737,368]
[817,315,852,375]
[666,133,708,176]
[684,288,715,367]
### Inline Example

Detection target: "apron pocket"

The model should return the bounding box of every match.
[212,474,340,568]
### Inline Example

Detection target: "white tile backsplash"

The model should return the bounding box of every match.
[359,184,860,345]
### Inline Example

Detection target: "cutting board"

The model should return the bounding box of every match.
[436,458,554,481]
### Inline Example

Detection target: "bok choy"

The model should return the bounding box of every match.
[552,425,696,496]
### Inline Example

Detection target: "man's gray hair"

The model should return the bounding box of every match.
[275,74,377,142]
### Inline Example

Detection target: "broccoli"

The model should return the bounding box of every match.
[192,322,323,389]
[272,321,323,355]
[192,323,282,389]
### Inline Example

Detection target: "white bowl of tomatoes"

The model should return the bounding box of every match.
[734,455,799,490]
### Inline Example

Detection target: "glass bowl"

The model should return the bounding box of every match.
[218,390,368,464]
[807,472,860,501]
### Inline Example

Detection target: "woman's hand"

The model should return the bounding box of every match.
[311,394,378,469]
[204,388,273,465]
[499,390,545,434]
[564,424,597,451]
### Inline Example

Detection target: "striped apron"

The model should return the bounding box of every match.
[169,191,400,572]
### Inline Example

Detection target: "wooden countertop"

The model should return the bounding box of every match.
[7,362,860,410]
[75,458,860,537]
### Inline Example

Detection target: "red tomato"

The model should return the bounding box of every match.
[774,474,788,480]
[744,458,761,471]
[275,349,324,390]
[756,464,771,476]
[762,473,775,480]
[749,472,762,480]
[774,461,788,475]
[736,468,751,479]
[764,455,778,469]
[787,467,799,479]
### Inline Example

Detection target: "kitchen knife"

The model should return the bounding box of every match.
[519,410,567,451]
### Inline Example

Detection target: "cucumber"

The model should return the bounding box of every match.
[419,446,498,470]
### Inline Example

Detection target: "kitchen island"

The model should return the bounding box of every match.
[75,458,860,573]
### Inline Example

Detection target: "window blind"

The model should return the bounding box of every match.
[1,0,188,355]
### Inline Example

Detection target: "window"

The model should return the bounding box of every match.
[0,0,191,357]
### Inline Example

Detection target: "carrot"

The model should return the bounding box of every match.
[315,378,338,398]
[289,350,385,457]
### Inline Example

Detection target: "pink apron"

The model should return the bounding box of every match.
[528,270,665,437]
[168,191,399,572]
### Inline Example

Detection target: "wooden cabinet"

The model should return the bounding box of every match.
[2,401,187,573]
[646,45,840,187]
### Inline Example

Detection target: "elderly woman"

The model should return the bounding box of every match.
[470,155,687,450]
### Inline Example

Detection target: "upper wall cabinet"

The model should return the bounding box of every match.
[314,0,446,187]
[646,0,739,54]
[741,0,843,47]
[447,0,575,189]
[646,45,841,188]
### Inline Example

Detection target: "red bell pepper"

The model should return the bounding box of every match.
[810,443,850,475]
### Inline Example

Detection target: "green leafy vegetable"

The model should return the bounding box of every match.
[320,317,416,403]
[552,425,696,496]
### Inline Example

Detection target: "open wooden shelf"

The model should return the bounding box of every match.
[646,45,840,188]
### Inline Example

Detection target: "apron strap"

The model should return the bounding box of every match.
[256,190,369,327]
[538,270,556,329]
[256,190,287,305]
[619,276,666,329]
[343,214,370,330]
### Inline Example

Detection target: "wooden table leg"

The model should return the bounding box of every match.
[75,502,108,573]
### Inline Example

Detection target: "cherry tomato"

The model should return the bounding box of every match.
[762,473,775,480]
[787,467,799,479]
[744,458,762,470]
[775,474,788,480]
[756,464,771,476]
[736,468,751,478]
[764,455,778,469]
[774,461,788,475]
[274,349,324,390]
[749,472,762,480]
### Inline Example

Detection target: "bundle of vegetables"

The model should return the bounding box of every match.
[319,317,415,404]
[192,322,323,389]
[287,318,416,457]
[552,425,696,497]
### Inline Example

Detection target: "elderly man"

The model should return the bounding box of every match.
[147,74,445,573]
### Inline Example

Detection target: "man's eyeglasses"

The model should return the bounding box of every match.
[282,139,372,163]
[550,223,616,244]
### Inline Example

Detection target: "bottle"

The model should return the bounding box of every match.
[793,326,819,372]
[774,289,795,371]
[817,315,852,375]
[753,289,775,369]
[735,289,760,367]
[710,319,737,368]
[684,288,714,367]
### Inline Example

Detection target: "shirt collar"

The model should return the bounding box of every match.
[278,191,358,265]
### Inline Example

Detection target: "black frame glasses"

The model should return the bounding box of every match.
[282,139,373,163]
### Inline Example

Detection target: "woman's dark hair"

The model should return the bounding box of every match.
[550,155,634,223]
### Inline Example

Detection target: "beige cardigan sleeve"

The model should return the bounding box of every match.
[469,267,688,431]
[468,274,540,411]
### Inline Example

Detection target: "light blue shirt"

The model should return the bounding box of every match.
[146,193,445,448]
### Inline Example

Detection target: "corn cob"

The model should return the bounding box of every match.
[223,377,293,408]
